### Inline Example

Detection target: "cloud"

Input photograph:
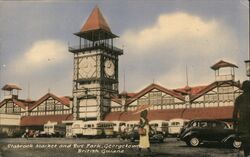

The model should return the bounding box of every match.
[13,39,69,74]
[2,39,73,99]
[119,12,240,91]
[121,12,237,56]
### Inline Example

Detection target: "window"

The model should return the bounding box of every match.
[0,106,5,113]
[55,105,63,110]
[149,92,162,105]
[199,121,208,128]
[138,98,149,105]
[6,102,13,108]
[38,104,45,111]
[204,94,218,102]
[6,108,13,113]
[191,122,198,127]
[212,122,228,129]
[162,96,174,105]
[218,86,233,93]
[14,106,20,113]
[47,104,54,111]
[46,99,55,110]
[171,122,180,126]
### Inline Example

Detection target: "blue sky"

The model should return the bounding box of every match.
[0,0,249,100]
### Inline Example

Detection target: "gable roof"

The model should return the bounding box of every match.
[80,6,111,33]
[125,83,185,106]
[211,60,238,70]
[111,97,122,105]
[13,99,27,109]
[0,98,29,109]
[104,106,234,121]
[20,114,73,126]
[29,93,70,111]
[190,80,241,102]
[174,85,208,95]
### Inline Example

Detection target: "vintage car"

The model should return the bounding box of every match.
[129,127,165,143]
[178,119,241,148]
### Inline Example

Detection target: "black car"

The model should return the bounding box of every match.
[178,119,241,148]
[129,129,164,143]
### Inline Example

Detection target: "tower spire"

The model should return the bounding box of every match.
[80,6,111,33]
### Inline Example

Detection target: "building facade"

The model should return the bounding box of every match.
[0,85,73,134]
[106,60,242,122]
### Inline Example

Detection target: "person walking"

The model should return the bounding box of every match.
[138,109,152,156]
[25,128,29,140]
[120,123,127,140]
[233,80,250,157]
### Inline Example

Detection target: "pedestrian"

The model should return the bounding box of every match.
[233,80,250,157]
[25,128,29,140]
[138,109,152,156]
[120,123,126,140]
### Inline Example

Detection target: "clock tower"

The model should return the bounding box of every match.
[69,6,123,120]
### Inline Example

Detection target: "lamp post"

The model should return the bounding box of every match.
[245,60,250,80]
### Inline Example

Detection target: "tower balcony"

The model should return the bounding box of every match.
[69,43,123,55]
[215,74,235,82]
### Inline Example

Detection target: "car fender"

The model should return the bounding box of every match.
[222,134,236,143]
[182,131,199,140]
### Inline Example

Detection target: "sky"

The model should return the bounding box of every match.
[0,0,249,100]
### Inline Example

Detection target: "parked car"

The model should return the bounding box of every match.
[129,127,164,143]
[168,118,189,136]
[178,119,241,148]
[149,120,169,137]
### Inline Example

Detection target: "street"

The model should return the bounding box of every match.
[0,137,243,157]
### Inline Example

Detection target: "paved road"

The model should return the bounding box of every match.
[0,138,243,157]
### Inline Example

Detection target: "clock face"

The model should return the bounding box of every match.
[79,57,96,78]
[104,60,115,77]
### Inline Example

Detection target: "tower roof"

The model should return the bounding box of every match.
[75,6,117,41]
[2,84,22,91]
[211,60,238,70]
[80,6,111,33]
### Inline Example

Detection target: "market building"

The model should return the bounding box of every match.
[105,60,242,123]
[0,85,73,135]
[20,93,73,130]
[0,84,32,136]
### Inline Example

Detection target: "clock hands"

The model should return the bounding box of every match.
[107,62,111,68]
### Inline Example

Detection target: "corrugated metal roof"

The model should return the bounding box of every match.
[20,114,73,126]
[104,106,234,121]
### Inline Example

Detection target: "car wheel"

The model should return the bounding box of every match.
[232,140,241,149]
[189,137,200,147]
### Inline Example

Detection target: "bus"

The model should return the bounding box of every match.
[71,120,85,137]
[82,121,114,137]
[125,121,139,132]
[149,120,169,136]
[43,121,66,137]
[112,121,126,135]
[168,118,189,136]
